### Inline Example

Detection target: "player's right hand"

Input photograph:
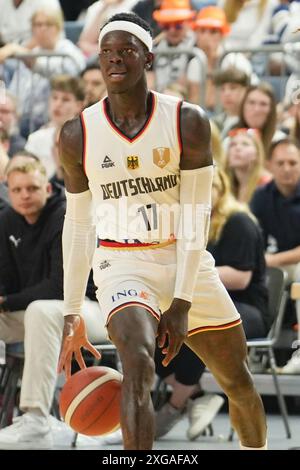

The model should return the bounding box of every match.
[57,314,101,379]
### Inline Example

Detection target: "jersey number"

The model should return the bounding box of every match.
[137,204,158,231]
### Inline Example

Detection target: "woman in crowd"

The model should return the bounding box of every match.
[225,127,272,203]
[237,83,277,155]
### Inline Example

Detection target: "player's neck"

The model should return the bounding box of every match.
[107,85,150,123]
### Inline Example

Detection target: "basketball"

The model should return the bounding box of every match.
[59,366,123,436]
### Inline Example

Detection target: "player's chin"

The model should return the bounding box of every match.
[109,83,132,94]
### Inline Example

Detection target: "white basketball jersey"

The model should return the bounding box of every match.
[81,91,182,245]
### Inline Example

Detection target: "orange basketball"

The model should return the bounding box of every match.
[59,366,123,436]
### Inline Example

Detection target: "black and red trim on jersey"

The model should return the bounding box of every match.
[102,91,156,143]
[106,301,160,325]
[176,100,183,157]
[188,318,242,336]
[80,112,87,175]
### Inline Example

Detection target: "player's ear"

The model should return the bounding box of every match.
[145,51,153,71]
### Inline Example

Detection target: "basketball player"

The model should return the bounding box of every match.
[58,12,267,450]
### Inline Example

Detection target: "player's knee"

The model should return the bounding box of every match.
[223,367,255,402]
[124,348,155,403]
[123,344,155,384]
[136,346,155,378]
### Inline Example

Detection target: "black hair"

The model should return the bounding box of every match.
[101,12,153,40]
[268,136,300,160]
[81,62,101,77]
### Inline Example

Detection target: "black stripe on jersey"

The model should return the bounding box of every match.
[80,112,87,174]
[177,100,183,158]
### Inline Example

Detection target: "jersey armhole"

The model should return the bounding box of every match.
[176,100,183,159]
[80,112,87,175]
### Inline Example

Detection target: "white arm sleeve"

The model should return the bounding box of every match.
[63,190,96,316]
[174,165,213,302]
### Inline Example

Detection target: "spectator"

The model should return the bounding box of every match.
[155,166,269,440]
[251,137,300,271]
[132,0,163,38]
[0,92,26,156]
[59,0,96,21]
[291,101,300,147]
[280,94,300,148]
[0,128,9,178]
[0,128,9,210]
[186,6,253,110]
[237,83,277,155]
[0,149,38,211]
[81,63,106,107]
[220,0,279,49]
[210,120,225,168]
[3,8,86,135]
[0,189,8,212]
[78,0,138,58]
[25,75,85,181]
[213,67,250,139]
[0,0,61,46]
[279,75,300,138]
[225,128,272,203]
[0,157,65,314]
[27,8,86,74]
[270,0,300,44]
[251,137,300,373]
[152,0,196,92]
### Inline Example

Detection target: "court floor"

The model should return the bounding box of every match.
[53,410,300,450]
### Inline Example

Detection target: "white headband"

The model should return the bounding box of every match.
[98,20,153,52]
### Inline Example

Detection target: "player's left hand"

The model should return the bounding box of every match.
[157,298,190,367]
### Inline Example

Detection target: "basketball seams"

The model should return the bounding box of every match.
[64,369,122,426]
[81,387,120,435]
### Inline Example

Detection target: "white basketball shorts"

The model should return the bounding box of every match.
[92,244,241,337]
